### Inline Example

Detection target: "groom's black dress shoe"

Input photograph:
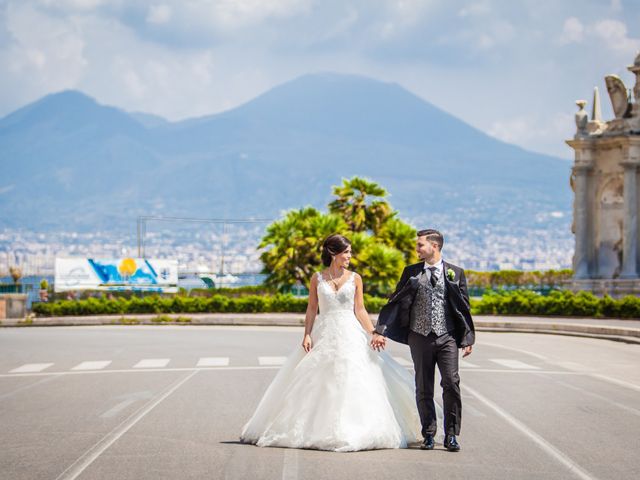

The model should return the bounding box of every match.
[420,435,435,450]
[444,435,460,452]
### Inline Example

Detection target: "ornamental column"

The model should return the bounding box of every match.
[621,160,638,278]
[573,163,593,279]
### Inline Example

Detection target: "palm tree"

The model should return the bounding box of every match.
[260,178,419,295]
[376,217,418,264]
[329,177,394,234]
[356,242,405,296]
[260,207,347,287]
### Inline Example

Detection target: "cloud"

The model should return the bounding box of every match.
[592,19,640,55]
[559,17,584,44]
[458,2,491,17]
[557,17,639,57]
[38,0,108,11]
[146,4,172,25]
[3,3,87,89]
[488,112,575,159]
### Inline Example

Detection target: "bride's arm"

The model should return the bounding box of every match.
[353,273,377,335]
[302,274,319,352]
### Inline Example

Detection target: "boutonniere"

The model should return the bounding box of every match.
[446,268,456,281]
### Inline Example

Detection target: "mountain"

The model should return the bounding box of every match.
[0,73,572,232]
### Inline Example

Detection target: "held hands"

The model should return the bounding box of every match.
[302,334,313,353]
[370,333,386,352]
[461,345,473,358]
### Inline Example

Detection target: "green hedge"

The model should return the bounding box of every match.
[34,289,639,318]
[473,290,640,318]
[466,269,572,288]
[32,293,389,317]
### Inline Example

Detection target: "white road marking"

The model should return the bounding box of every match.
[460,360,479,368]
[55,370,198,480]
[481,342,548,360]
[464,384,596,480]
[281,448,299,480]
[133,358,170,369]
[99,398,137,419]
[490,359,540,370]
[464,403,486,417]
[0,374,60,401]
[538,373,640,418]
[0,365,588,379]
[258,356,287,366]
[462,369,583,375]
[100,391,154,419]
[71,361,111,371]
[392,356,413,367]
[9,363,54,373]
[589,373,640,393]
[555,361,590,372]
[0,365,281,378]
[197,357,229,367]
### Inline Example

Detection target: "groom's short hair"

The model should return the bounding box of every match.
[417,229,444,250]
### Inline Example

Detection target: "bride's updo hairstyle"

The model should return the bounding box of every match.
[321,234,351,267]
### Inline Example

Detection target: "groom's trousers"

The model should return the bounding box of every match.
[408,330,461,437]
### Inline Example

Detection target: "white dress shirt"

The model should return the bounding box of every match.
[423,258,444,282]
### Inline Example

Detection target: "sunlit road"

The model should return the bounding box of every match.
[0,325,638,480]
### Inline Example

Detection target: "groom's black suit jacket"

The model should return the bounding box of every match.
[374,261,475,348]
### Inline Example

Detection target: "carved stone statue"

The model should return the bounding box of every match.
[574,100,588,136]
[605,75,629,119]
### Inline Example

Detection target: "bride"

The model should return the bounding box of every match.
[240,234,421,452]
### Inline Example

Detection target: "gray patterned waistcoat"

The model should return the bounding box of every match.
[410,269,455,337]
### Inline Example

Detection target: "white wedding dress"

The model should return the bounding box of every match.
[240,272,421,452]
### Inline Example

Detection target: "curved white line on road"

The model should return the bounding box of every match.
[463,384,596,480]
[54,370,199,480]
[0,374,60,401]
[480,342,548,360]
[588,373,640,393]
[537,373,640,418]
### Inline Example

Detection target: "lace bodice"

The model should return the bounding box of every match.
[316,271,356,314]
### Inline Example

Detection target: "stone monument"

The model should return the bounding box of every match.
[566,53,640,297]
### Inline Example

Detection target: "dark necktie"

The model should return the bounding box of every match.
[428,266,438,288]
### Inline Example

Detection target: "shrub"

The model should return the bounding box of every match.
[473,290,640,318]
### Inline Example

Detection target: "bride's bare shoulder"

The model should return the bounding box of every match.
[311,270,325,284]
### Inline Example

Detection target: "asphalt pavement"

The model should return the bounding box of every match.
[0,326,638,480]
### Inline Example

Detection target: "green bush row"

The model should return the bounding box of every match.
[466,269,573,288]
[188,285,277,297]
[33,294,306,316]
[33,289,639,318]
[32,293,389,317]
[473,290,640,318]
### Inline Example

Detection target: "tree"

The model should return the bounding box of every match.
[260,177,417,295]
[329,177,394,234]
[259,207,347,287]
[347,232,406,295]
[376,217,418,264]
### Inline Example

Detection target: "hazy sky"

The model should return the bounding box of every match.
[1,0,639,158]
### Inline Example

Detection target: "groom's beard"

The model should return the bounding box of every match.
[422,252,440,264]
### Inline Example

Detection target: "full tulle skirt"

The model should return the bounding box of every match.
[240,309,422,452]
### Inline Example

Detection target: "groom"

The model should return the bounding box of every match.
[372,229,475,452]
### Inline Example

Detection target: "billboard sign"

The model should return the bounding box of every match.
[55,258,178,293]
